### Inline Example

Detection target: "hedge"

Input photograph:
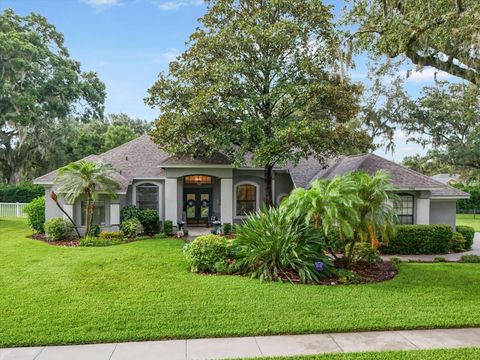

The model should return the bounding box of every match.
[456,225,475,250]
[0,184,44,203]
[381,224,453,255]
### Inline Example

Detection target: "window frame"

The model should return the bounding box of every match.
[135,182,160,212]
[394,193,415,225]
[81,200,106,227]
[234,181,260,218]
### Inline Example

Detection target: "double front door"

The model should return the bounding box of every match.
[184,188,212,224]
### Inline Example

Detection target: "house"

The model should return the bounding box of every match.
[430,173,462,185]
[34,135,469,233]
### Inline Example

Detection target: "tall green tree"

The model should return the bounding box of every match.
[402,151,453,176]
[146,0,372,206]
[398,82,480,178]
[344,0,480,84]
[55,161,119,237]
[0,9,106,184]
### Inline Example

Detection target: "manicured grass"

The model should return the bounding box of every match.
[457,213,480,232]
[1,218,480,347]
[245,348,480,359]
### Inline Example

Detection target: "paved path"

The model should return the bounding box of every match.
[2,327,480,360]
[381,233,480,262]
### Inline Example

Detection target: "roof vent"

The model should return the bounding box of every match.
[126,156,128,161]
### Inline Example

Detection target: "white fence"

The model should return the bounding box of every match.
[0,202,28,218]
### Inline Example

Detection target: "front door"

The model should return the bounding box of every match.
[184,188,212,225]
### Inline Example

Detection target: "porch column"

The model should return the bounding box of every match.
[220,178,233,224]
[416,195,430,225]
[110,203,120,226]
[165,178,178,224]
[63,204,73,221]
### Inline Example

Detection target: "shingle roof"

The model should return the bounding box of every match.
[287,157,335,188]
[34,135,170,192]
[160,152,232,166]
[34,136,469,199]
[302,153,469,198]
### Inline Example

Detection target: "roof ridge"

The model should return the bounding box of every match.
[99,134,152,158]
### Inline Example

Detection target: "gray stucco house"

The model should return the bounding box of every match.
[34,135,469,233]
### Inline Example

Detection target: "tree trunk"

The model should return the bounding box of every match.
[85,193,92,237]
[50,191,81,239]
[264,165,274,207]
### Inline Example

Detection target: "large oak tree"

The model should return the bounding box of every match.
[400,82,480,178]
[344,0,480,84]
[0,9,105,184]
[146,0,372,206]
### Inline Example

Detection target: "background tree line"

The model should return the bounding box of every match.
[2,1,480,197]
[0,9,149,185]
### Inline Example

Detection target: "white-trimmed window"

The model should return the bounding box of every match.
[235,182,259,217]
[136,183,159,211]
[81,201,106,226]
[394,193,414,224]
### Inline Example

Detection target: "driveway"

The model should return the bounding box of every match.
[381,233,480,262]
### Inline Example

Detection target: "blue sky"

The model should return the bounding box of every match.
[1,0,457,161]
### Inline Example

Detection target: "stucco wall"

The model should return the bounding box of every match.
[45,187,64,220]
[430,200,457,229]
[274,172,294,204]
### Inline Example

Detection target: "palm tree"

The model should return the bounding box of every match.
[281,176,361,258]
[55,160,119,237]
[343,170,398,266]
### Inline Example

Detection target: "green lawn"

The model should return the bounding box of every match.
[1,218,480,348]
[244,348,480,359]
[457,213,480,232]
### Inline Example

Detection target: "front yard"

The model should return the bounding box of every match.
[1,218,480,348]
[457,213,480,232]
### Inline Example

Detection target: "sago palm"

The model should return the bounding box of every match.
[55,160,119,236]
[281,176,361,257]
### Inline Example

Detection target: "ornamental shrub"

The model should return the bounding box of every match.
[99,231,124,239]
[139,208,160,234]
[460,254,480,263]
[389,257,401,272]
[121,218,142,239]
[223,222,233,235]
[184,234,229,273]
[234,207,334,283]
[380,224,453,255]
[351,242,382,265]
[88,224,101,237]
[120,205,160,234]
[80,236,124,247]
[451,231,466,252]
[456,225,475,250]
[24,196,45,233]
[44,218,74,241]
[120,205,142,222]
[163,220,173,235]
[0,184,43,203]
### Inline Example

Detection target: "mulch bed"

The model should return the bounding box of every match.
[276,261,397,285]
[29,234,79,247]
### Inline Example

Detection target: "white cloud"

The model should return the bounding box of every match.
[400,67,453,82]
[155,0,203,11]
[84,0,120,7]
[161,48,181,62]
